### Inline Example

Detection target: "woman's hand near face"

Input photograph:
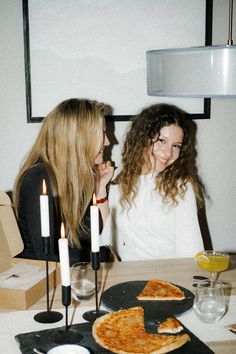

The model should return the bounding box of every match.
[96,161,114,197]
[96,161,114,225]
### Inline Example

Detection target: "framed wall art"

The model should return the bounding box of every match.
[22,0,212,122]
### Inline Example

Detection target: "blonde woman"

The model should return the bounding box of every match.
[101,103,204,260]
[13,98,114,264]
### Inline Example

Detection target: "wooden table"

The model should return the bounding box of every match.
[1,257,236,353]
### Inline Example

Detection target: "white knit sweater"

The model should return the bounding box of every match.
[100,173,204,261]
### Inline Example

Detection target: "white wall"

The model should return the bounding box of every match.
[0,0,40,192]
[0,0,235,253]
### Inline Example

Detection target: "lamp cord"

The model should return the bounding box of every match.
[227,0,234,45]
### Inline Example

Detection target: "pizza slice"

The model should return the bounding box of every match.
[157,317,183,334]
[92,306,190,354]
[137,280,185,301]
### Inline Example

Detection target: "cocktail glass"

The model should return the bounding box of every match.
[194,250,229,283]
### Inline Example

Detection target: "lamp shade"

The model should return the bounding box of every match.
[146,45,236,97]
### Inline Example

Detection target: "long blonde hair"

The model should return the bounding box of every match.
[13,98,105,247]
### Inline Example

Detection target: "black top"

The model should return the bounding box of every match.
[16,164,111,265]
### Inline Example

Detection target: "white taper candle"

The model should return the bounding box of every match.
[90,193,100,253]
[40,179,50,237]
[58,223,71,286]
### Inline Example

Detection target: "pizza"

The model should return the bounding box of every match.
[157,317,183,334]
[137,280,185,301]
[92,306,190,354]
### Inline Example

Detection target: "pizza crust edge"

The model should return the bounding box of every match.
[157,317,184,334]
[137,280,185,301]
[92,307,190,354]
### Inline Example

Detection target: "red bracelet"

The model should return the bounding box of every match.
[96,196,108,204]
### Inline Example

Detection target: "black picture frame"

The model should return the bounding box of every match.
[22,0,212,123]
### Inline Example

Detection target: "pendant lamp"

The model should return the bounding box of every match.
[146,0,236,98]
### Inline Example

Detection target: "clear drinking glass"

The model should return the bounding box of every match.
[193,279,226,323]
[71,262,95,301]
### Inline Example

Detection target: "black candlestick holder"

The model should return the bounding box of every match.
[82,251,108,322]
[34,237,63,324]
[50,285,83,344]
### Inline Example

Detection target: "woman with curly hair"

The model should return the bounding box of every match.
[101,103,204,260]
[13,98,114,264]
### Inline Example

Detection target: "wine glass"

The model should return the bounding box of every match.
[194,250,229,283]
[193,279,226,323]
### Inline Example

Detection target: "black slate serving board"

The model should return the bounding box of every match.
[15,319,214,354]
[101,281,194,321]
[15,281,213,354]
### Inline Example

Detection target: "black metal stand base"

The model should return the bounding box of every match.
[34,310,63,324]
[51,327,83,344]
[34,249,63,324]
[82,309,108,322]
[48,286,84,344]
[83,254,108,322]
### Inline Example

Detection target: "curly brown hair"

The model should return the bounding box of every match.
[114,103,203,209]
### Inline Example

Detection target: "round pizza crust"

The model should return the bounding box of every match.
[92,306,190,354]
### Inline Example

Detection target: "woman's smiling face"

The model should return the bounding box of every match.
[149,124,184,172]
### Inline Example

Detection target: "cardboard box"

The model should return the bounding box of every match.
[0,191,59,310]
